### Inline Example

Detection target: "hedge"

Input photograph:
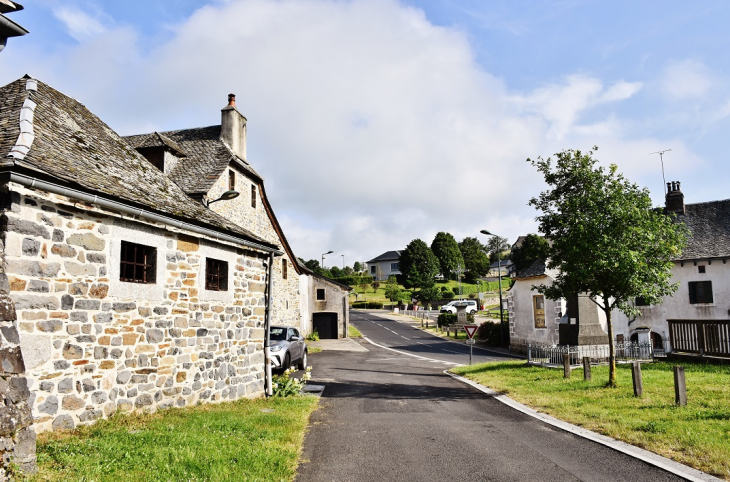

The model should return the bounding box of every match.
[336,275,374,286]
[352,301,384,309]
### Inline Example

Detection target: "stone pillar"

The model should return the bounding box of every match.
[575,294,609,346]
[0,275,36,478]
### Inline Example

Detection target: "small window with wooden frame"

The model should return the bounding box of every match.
[229,170,236,191]
[316,288,326,301]
[282,259,288,280]
[533,295,546,328]
[205,257,229,291]
[689,281,713,304]
[120,241,157,284]
[251,184,257,208]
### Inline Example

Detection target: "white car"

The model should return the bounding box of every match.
[440,299,478,314]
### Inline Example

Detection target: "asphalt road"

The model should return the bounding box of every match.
[296,310,685,482]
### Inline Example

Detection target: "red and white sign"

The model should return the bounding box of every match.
[464,324,478,339]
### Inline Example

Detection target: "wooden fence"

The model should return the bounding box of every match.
[668,319,730,357]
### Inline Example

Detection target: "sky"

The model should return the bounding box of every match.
[2,0,730,268]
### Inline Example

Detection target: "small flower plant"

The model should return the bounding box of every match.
[272,365,313,397]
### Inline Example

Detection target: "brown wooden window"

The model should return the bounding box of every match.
[689,281,713,304]
[533,295,545,328]
[316,288,325,301]
[120,241,156,283]
[251,185,257,208]
[229,170,235,191]
[205,258,228,291]
[282,259,288,280]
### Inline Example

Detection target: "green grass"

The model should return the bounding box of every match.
[348,325,362,337]
[308,347,322,354]
[32,396,319,482]
[452,361,730,480]
[349,279,511,306]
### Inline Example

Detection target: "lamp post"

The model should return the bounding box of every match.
[480,230,505,347]
[341,254,345,269]
[321,250,333,269]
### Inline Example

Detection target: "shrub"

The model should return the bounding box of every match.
[437,313,457,327]
[335,275,374,286]
[306,329,320,341]
[468,292,477,299]
[442,290,455,299]
[352,301,384,309]
[476,321,501,346]
[440,286,449,292]
[272,366,312,397]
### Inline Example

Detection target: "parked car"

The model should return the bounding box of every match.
[440,299,478,314]
[269,325,308,371]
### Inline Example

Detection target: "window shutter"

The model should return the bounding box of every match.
[689,282,697,304]
[704,281,713,303]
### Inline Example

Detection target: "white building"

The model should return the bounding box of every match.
[366,250,402,281]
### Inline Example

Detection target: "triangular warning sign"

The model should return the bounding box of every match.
[464,324,478,339]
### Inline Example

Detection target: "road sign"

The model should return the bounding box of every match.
[466,339,476,345]
[464,324,478,339]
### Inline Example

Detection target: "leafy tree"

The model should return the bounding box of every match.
[458,237,490,283]
[528,147,687,387]
[384,276,403,303]
[415,286,441,309]
[353,261,363,273]
[485,235,510,264]
[399,239,439,290]
[330,266,343,278]
[303,259,320,271]
[342,266,354,276]
[372,281,381,292]
[511,234,549,274]
[430,232,464,280]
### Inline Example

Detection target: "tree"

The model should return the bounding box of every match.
[330,266,343,278]
[353,261,363,273]
[458,237,490,283]
[304,259,320,271]
[511,234,549,274]
[399,239,439,290]
[415,286,441,309]
[384,276,403,303]
[343,266,354,276]
[430,232,464,280]
[486,235,510,263]
[528,147,687,387]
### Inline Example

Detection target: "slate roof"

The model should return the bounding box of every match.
[514,258,547,279]
[0,76,273,247]
[125,125,262,195]
[675,199,730,260]
[124,131,186,157]
[367,250,402,263]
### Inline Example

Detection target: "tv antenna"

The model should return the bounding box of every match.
[649,149,671,195]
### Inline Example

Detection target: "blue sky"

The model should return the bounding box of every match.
[2,0,729,264]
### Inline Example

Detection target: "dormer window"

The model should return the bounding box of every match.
[229,170,236,190]
[138,147,165,172]
[251,185,257,208]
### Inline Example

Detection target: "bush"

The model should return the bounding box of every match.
[306,329,320,341]
[442,290,455,299]
[440,286,449,292]
[335,275,374,286]
[437,313,457,327]
[476,321,502,346]
[272,366,312,397]
[352,301,384,309]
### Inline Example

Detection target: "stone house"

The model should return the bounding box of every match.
[298,264,351,339]
[366,250,402,281]
[0,75,335,473]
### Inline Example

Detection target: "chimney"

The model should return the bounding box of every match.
[220,93,247,161]
[665,181,685,215]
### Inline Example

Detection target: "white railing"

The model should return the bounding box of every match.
[527,342,654,366]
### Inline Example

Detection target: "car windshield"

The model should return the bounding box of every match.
[270,327,287,341]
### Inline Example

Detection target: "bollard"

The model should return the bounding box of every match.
[674,365,687,406]
[527,344,532,364]
[563,354,570,378]
[582,357,591,381]
[632,361,643,397]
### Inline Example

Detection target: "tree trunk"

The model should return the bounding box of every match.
[604,295,616,387]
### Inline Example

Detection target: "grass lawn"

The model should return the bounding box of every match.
[452,361,730,480]
[32,396,319,482]
[348,325,362,337]
[349,279,511,306]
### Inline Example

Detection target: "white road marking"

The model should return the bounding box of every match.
[361,336,461,366]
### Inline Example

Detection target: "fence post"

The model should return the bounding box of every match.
[563,354,570,378]
[527,344,531,364]
[583,357,591,381]
[632,361,643,397]
[674,365,687,406]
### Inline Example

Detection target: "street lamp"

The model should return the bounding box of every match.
[480,229,506,347]
[321,250,333,269]
[341,254,345,269]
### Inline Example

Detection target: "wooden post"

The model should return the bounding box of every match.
[632,361,643,397]
[674,365,687,406]
[582,357,591,381]
[563,354,570,378]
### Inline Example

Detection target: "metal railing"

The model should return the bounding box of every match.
[527,342,654,366]
[668,319,730,357]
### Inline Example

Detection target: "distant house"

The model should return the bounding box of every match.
[488,259,514,277]
[298,263,352,339]
[366,250,402,281]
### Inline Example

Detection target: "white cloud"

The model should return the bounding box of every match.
[660,59,713,101]
[1,0,682,264]
[53,6,109,41]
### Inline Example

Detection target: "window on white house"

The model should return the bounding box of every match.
[391,262,399,271]
[698,265,706,273]
[689,281,713,304]
[316,288,326,301]
[370,265,376,275]
[533,295,545,328]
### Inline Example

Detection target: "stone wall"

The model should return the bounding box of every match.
[208,166,301,329]
[4,183,269,434]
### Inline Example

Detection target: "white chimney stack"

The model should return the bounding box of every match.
[220,93,247,161]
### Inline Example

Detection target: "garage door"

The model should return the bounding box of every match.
[313,312,338,339]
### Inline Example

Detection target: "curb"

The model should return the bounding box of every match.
[445,371,722,482]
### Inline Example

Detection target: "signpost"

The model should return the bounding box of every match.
[464,324,478,365]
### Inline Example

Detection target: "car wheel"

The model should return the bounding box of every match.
[283,353,291,370]
[299,351,308,370]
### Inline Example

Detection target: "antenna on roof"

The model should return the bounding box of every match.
[649,149,671,195]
